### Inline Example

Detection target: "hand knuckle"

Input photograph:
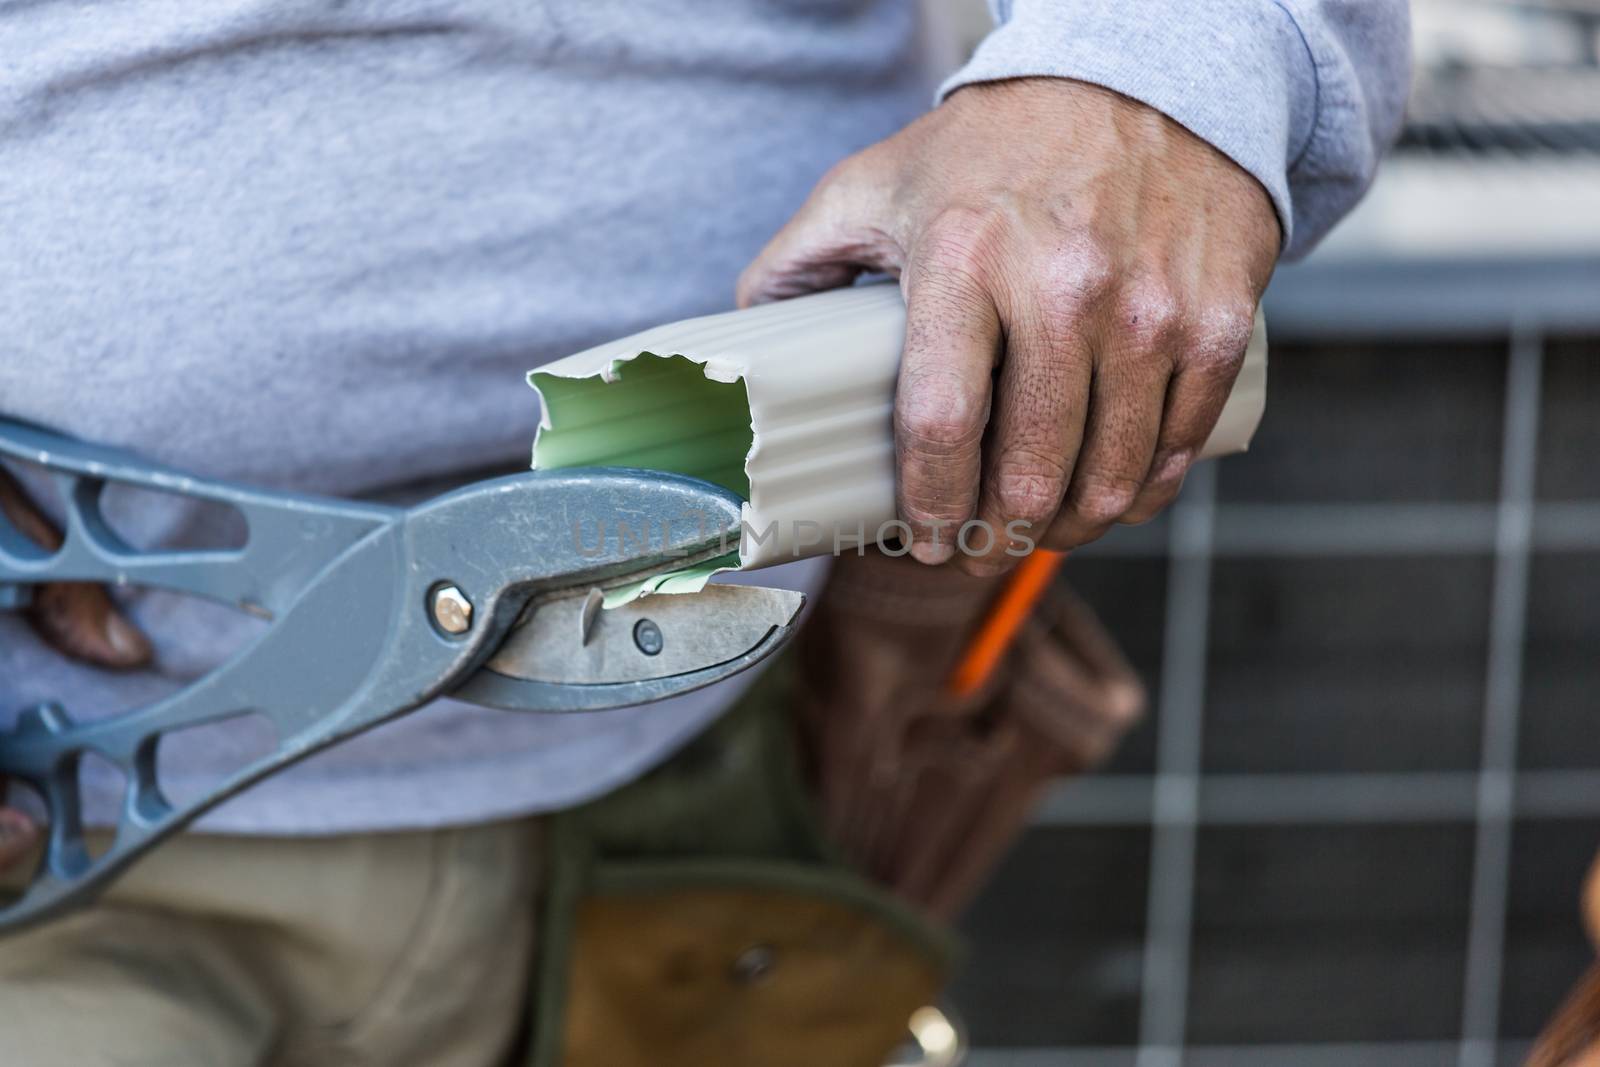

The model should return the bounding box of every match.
[994,455,1068,525]
[921,207,1006,282]
[1114,278,1183,348]
[1038,233,1116,307]
[900,496,967,526]
[1191,300,1257,365]
[897,375,987,457]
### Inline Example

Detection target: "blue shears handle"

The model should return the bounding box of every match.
[0,417,746,933]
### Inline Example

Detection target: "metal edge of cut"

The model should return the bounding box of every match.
[529,283,1267,571]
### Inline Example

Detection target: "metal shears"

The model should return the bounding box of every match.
[0,417,802,933]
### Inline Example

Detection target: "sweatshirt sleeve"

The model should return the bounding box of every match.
[938,1,1412,260]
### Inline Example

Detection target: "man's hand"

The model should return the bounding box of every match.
[739,78,1279,573]
[0,465,152,871]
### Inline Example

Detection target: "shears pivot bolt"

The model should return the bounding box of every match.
[431,585,474,635]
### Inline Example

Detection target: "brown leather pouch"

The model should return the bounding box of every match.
[557,864,947,1067]
[793,549,1146,920]
[528,660,955,1067]
[1528,857,1600,1067]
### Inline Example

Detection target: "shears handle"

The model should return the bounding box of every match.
[0,417,747,935]
[0,417,394,616]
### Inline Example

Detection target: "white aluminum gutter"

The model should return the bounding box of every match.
[530,283,1266,588]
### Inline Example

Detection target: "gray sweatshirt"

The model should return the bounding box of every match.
[0,0,1409,833]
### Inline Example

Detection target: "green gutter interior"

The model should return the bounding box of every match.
[530,353,754,605]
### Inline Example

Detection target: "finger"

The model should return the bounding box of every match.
[958,295,1092,576]
[894,236,1003,565]
[0,806,39,872]
[736,155,900,308]
[1120,303,1254,524]
[1,465,152,669]
[0,464,63,551]
[1043,288,1174,548]
[31,581,153,669]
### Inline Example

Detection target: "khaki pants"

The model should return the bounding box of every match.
[0,819,543,1067]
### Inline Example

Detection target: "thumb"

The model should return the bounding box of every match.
[736,153,902,308]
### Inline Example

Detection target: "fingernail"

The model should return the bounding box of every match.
[910,539,954,566]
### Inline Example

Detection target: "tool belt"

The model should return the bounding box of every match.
[527,657,956,1067]
[528,550,1148,1066]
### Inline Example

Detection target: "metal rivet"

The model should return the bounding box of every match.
[730,944,775,985]
[431,585,473,635]
[633,618,663,656]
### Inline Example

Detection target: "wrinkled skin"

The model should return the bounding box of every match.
[739,77,1281,574]
[0,467,152,871]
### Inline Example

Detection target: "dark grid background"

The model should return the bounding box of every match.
[951,331,1600,1066]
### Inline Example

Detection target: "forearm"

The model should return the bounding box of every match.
[940,0,1412,259]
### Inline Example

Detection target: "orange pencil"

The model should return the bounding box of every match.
[946,548,1067,698]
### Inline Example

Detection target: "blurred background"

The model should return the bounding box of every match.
[930,1,1600,1063]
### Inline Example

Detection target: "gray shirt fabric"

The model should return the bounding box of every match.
[0,0,1409,834]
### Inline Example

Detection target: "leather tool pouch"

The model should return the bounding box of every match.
[794,550,1146,919]
[527,658,956,1067]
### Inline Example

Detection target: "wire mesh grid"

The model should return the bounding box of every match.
[955,326,1600,1066]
